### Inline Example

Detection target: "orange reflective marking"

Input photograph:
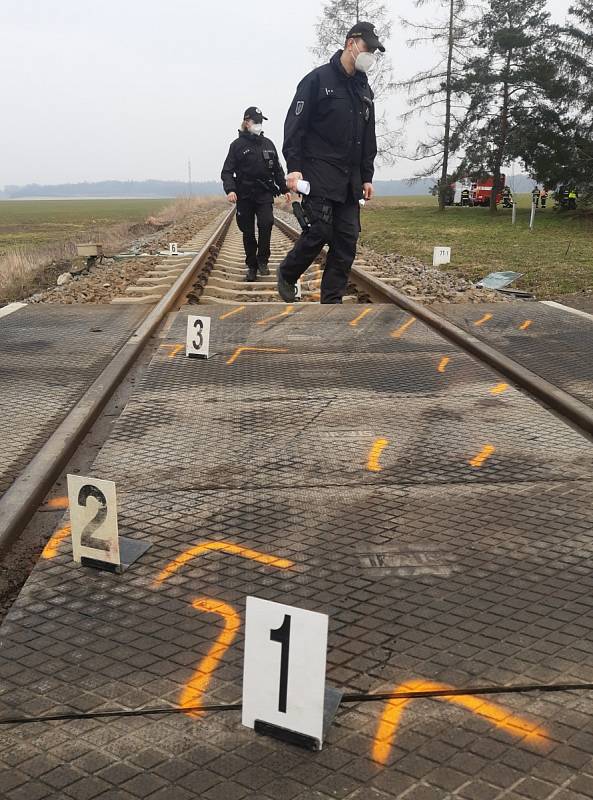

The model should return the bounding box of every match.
[161,343,184,359]
[350,308,373,327]
[226,346,288,366]
[155,540,293,585]
[367,438,389,473]
[519,319,533,330]
[179,598,240,717]
[474,313,493,326]
[41,524,71,559]
[372,679,549,765]
[40,496,69,512]
[469,444,496,468]
[219,305,245,320]
[437,357,450,373]
[490,383,509,395]
[391,317,416,339]
[256,306,295,326]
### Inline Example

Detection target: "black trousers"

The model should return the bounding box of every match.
[279,196,360,304]
[235,199,274,269]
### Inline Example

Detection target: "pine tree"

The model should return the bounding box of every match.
[398,0,474,210]
[311,0,398,163]
[455,0,563,213]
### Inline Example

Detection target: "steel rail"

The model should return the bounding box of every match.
[274,212,593,441]
[0,208,235,553]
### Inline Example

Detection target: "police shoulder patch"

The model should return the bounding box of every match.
[295,100,304,116]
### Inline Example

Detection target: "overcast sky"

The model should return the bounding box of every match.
[0,0,569,188]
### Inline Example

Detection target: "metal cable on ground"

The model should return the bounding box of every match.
[2,681,593,726]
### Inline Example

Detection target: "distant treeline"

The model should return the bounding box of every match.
[1,175,535,200]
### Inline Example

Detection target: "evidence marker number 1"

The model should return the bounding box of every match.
[186,315,211,359]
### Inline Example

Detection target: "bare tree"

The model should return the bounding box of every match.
[398,0,474,210]
[311,0,399,164]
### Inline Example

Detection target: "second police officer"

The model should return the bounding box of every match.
[221,107,290,282]
[277,21,384,304]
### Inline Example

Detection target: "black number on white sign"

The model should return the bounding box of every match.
[192,318,204,351]
[270,614,291,713]
[78,484,109,551]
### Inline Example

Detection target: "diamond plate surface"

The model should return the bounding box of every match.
[436,301,593,408]
[2,304,593,798]
[0,305,146,496]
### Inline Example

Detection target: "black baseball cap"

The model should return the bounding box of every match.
[243,106,268,123]
[346,21,386,53]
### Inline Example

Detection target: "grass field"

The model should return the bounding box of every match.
[362,194,593,298]
[0,198,171,254]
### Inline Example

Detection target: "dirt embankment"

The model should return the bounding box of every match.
[24,200,226,305]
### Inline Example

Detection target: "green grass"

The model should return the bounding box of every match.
[361,194,593,298]
[0,198,170,254]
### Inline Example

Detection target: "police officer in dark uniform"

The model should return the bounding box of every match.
[277,22,383,304]
[221,107,290,281]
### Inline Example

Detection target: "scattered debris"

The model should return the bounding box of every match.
[475,271,523,290]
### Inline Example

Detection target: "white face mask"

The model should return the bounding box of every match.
[353,40,376,73]
[248,123,263,135]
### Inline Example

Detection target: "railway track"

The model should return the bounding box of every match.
[2,205,593,555]
[2,205,593,798]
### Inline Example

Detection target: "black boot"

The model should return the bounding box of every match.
[244,266,257,282]
[258,262,270,276]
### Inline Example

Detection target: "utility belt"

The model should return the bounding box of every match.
[237,176,280,197]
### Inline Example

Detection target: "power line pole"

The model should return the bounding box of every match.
[188,158,192,197]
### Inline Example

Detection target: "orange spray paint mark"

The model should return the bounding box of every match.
[161,343,184,359]
[519,319,533,330]
[474,313,493,327]
[41,524,71,559]
[490,383,510,395]
[372,679,549,765]
[391,317,416,339]
[155,540,293,585]
[39,496,69,512]
[437,357,450,374]
[350,308,373,327]
[469,444,496,468]
[257,306,294,326]
[179,598,240,717]
[367,438,389,473]
[226,346,288,366]
[219,306,245,320]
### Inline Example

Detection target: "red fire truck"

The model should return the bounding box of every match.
[472,175,506,207]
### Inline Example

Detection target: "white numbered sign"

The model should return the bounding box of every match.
[186,315,211,359]
[67,475,120,567]
[169,242,179,256]
[242,597,328,745]
[433,246,451,266]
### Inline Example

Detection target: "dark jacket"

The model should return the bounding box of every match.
[221,130,288,202]
[283,50,377,203]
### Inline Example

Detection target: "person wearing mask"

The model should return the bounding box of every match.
[221,107,290,282]
[277,21,383,304]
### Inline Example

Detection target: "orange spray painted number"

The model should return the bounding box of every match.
[180,598,240,717]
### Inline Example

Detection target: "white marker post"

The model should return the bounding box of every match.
[295,280,302,300]
[169,242,179,256]
[67,474,151,573]
[433,246,451,267]
[186,315,211,359]
[242,597,339,750]
[529,203,536,230]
